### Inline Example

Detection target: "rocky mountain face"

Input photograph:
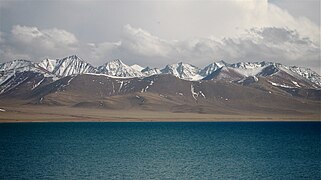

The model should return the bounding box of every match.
[37,55,97,77]
[97,59,144,77]
[160,62,203,81]
[0,55,320,116]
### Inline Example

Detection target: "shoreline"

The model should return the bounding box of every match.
[0,105,319,123]
[1,118,320,123]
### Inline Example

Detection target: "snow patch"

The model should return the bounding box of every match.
[85,73,136,79]
[191,84,198,100]
[118,81,123,92]
[199,91,206,98]
[67,76,74,86]
[268,81,296,88]
[112,82,115,93]
[130,64,144,72]
[32,78,45,90]
[190,84,206,100]
[291,81,301,87]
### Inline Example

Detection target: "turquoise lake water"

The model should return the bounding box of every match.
[0,122,320,179]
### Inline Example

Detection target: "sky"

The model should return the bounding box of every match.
[0,0,320,72]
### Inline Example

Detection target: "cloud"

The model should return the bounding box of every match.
[0,31,4,43]
[88,25,319,71]
[0,25,78,61]
[120,24,173,58]
[88,41,121,62]
[231,0,320,43]
[11,25,77,48]
[0,24,319,73]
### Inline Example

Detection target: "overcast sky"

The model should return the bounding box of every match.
[0,0,320,72]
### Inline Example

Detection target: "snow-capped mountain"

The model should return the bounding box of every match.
[202,61,321,88]
[141,67,161,76]
[203,66,244,81]
[37,59,57,72]
[199,62,225,77]
[130,64,144,72]
[229,62,272,77]
[1,55,320,119]
[37,55,96,77]
[0,60,33,72]
[0,60,55,86]
[97,59,144,77]
[287,66,321,87]
[1,55,320,88]
[161,62,203,80]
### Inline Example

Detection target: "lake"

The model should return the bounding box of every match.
[0,122,320,179]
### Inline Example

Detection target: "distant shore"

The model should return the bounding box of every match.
[0,105,319,123]
[1,119,320,123]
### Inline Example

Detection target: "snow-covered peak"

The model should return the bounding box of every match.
[216,60,229,67]
[60,55,83,62]
[161,62,203,81]
[110,59,124,65]
[142,67,161,76]
[283,65,321,87]
[226,61,278,77]
[1,56,320,88]
[200,62,224,76]
[130,64,144,72]
[98,59,143,77]
[40,55,96,77]
[0,60,33,72]
[37,58,58,72]
[0,59,58,86]
[231,63,266,77]
[231,62,265,69]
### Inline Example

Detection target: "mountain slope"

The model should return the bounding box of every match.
[199,62,225,77]
[202,62,320,89]
[97,59,144,77]
[130,64,144,72]
[141,67,161,76]
[161,62,203,80]
[1,73,319,117]
[37,55,96,77]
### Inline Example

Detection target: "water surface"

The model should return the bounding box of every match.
[0,122,320,179]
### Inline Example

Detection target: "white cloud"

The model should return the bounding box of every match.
[116,0,319,45]
[89,41,121,62]
[0,0,320,72]
[0,25,78,61]
[86,25,319,71]
[0,24,319,73]
[11,25,77,49]
[120,24,173,58]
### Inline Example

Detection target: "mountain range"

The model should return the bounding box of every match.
[1,55,320,85]
[0,55,320,119]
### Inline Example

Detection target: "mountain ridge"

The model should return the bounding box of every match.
[0,55,320,119]
[1,55,320,88]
